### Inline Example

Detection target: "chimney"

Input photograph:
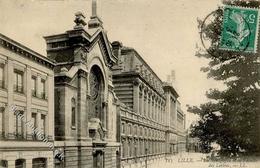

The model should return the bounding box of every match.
[166,70,177,88]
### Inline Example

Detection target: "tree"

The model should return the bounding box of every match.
[188,0,260,157]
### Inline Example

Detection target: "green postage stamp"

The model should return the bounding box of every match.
[220,5,259,53]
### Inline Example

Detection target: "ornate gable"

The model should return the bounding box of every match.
[87,30,117,68]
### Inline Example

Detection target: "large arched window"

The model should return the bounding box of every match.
[15,159,25,168]
[32,158,46,168]
[89,65,104,124]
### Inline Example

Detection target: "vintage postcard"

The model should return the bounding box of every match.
[0,0,259,168]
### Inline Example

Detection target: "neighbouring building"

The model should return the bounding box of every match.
[111,43,186,167]
[0,33,55,168]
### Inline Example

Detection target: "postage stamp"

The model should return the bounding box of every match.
[220,5,259,53]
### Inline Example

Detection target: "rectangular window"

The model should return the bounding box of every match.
[71,106,76,127]
[129,125,132,135]
[39,79,46,99]
[0,107,3,137]
[121,123,125,134]
[71,98,76,128]
[14,111,24,139]
[0,65,4,88]
[31,76,37,97]
[14,70,23,93]
[40,114,46,136]
[31,113,37,140]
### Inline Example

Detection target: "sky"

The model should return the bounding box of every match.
[0,0,224,128]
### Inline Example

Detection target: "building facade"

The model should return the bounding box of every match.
[111,43,186,167]
[44,9,120,168]
[0,34,55,168]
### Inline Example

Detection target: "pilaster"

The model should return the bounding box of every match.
[47,74,54,140]
[8,160,15,168]
[143,91,147,117]
[133,79,139,114]
[147,93,151,119]
[139,86,143,116]
[26,66,32,140]
[77,70,88,140]
[6,58,14,139]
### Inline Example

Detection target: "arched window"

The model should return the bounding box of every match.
[0,160,8,168]
[71,98,76,128]
[89,65,104,125]
[32,158,46,168]
[15,159,25,168]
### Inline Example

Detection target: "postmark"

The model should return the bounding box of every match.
[220,5,259,53]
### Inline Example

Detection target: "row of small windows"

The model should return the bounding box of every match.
[0,158,47,168]
[121,122,164,139]
[0,106,46,140]
[0,63,47,99]
[14,111,46,140]
[121,138,165,159]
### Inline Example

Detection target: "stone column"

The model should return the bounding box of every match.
[47,74,54,140]
[158,100,161,123]
[160,102,163,124]
[146,91,149,119]
[133,79,140,114]
[151,96,154,120]
[26,159,32,168]
[121,138,125,158]
[143,90,147,117]
[155,99,158,122]
[160,101,163,124]
[154,97,157,121]
[147,93,151,119]
[163,103,165,124]
[153,99,156,122]
[158,100,160,123]
[3,59,7,90]
[26,66,32,140]
[5,58,14,139]
[8,160,15,168]
[78,70,88,139]
[139,86,143,116]
[103,101,107,138]
[174,100,178,129]
[166,93,171,127]
[36,112,41,140]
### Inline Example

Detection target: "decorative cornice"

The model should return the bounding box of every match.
[0,33,55,69]
[44,28,117,67]
[163,84,179,99]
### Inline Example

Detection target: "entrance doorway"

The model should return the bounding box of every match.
[93,150,104,168]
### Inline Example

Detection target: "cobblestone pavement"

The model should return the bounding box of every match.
[143,152,260,168]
